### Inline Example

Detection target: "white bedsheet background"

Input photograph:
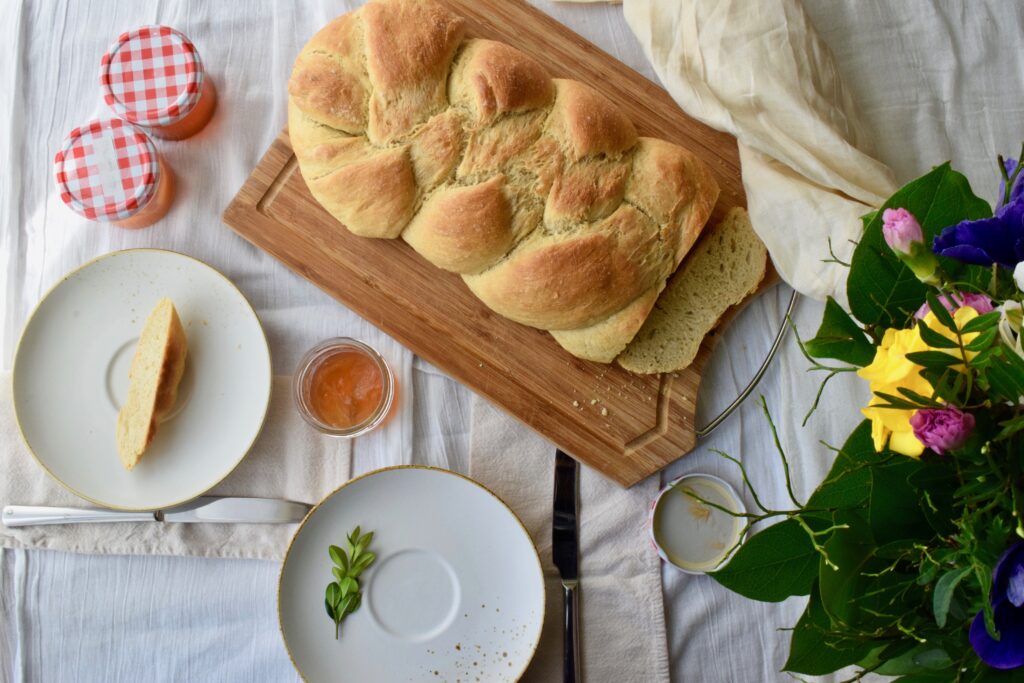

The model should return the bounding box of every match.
[2,1,1022,682]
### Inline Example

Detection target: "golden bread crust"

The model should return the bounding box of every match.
[403,175,514,274]
[288,0,721,363]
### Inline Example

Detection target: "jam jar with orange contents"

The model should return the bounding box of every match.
[100,26,217,141]
[294,338,397,437]
[54,119,174,229]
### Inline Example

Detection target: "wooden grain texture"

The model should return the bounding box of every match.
[224,0,750,487]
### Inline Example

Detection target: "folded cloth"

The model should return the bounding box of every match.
[569,0,898,302]
[469,397,670,683]
[0,375,354,560]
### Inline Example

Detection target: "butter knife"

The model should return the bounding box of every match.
[552,449,581,683]
[2,496,311,527]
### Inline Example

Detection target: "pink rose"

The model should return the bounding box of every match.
[914,291,994,320]
[882,208,925,254]
[910,407,975,455]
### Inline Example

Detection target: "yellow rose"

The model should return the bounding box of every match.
[856,305,981,457]
[858,327,930,457]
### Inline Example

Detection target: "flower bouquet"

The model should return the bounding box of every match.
[709,150,1024,681]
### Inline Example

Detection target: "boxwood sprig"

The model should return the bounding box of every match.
[324,526,376,639]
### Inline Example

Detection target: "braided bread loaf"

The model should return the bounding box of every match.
[287,0,719,363]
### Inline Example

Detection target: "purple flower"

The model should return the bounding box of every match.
[934,156,1024,269]
[883,208,925,254]
[909,407,974,455]
[914,291,995,319]
[971,542,1024,670]
[882,208,940,284]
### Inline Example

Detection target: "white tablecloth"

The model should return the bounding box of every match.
[2,1,1021,681]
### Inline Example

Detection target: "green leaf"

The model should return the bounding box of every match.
[329,545,348,570]
[896,387,942,407]
[358,531,374,550]
[325,582,340,615]
[907,466,957,536]
[709,518,819,602]
[985,348,1024,402]
[818,511,911,627]
[969,666,1024,682]
[962,311,1001,333]
[872,391,928,410]
[996,414,1024,442]
[339,576,358,598]
[847,163,992,329]
[932,566,972,628]
[976,563,999,640]
[337,592,356,617]
[905,351,960,368]
[805,421,882,510]
[925,292,957,332]
[892,674,957,683]
[347,592,362,615]
[350,552,376,578]
[875,645,953,675]
[332,566,344,582]
[966,327,999,352]
[916,320,959,349]
[804,297,876,366]
[783,583,876,675]
[868,459,934,546]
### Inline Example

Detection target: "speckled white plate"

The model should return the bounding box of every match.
[278,466,545,683]
[12,249,271,511]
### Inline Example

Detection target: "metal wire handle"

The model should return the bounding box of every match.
[695,288,800,438]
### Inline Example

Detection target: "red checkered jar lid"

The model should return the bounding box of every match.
[54,119,161,222]
[100,25,205,127]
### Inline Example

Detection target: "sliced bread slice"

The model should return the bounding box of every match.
[116,297,188,470]
[617,207,768,374]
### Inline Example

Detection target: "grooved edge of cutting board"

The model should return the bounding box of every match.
[224,0,750,487]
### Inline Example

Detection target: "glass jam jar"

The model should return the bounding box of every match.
[100,26,217,141]
[294,338,397,437]
[53,119,174,229]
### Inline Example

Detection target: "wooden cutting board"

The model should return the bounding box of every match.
[224,0,747,487]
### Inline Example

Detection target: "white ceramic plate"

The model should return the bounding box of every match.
[279,467,545,682]
[13,249,271,510]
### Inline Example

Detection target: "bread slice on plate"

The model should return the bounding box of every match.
[116,298,188,470]
[617,208,768,374]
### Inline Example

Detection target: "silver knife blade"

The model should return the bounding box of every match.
[552,449,579,583]
[162,496,311,524]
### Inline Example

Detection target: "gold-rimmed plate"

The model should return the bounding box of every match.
[12,249,271,510]
[278,466,545,682]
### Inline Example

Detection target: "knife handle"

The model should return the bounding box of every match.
[2,505,155,527]
[563,580,581,683]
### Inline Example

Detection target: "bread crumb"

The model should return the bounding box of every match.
[572,400,579,407]
[601,407,608,416]
[589,399,597,405]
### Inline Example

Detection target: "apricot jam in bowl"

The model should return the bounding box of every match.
[293,338,396,437]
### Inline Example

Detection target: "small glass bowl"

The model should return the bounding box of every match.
[649,473,747,574]
[293,338,395,438]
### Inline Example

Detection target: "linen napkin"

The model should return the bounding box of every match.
[470,398,670,683]
[565,0,898,302]
[0,375,355,560]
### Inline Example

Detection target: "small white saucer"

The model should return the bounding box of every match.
[278,466,545,682]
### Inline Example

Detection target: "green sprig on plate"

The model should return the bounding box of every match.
[325,526,376,639]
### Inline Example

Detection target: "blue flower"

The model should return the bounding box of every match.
[933,158,1024,269]
[971,542,1024,669]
